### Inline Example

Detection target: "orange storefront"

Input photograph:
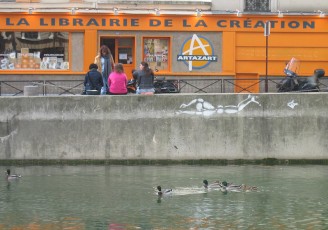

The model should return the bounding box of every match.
[0,12,328,92]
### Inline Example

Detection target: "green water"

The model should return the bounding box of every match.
[1,165,327,229]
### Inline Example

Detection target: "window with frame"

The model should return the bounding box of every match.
[143,37,169,71]
[244,0,270,12]
[118,38,133,64]
[0,31,69,70]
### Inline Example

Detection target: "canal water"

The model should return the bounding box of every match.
[1,165,327,229]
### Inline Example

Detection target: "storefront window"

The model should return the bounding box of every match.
[0,32,69,70]
[143,37,169,71]
[118,47,133,64]
[118,38,133,64]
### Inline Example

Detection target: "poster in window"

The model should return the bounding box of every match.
[127,56,133,64]
[119,53,127,60]
[48,57,57,69]
[60,62,69,70]
[40,61,48,70]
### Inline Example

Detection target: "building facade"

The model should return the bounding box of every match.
[0,0,328,93]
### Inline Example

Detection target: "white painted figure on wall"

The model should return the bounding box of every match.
[177,94,261,116]
[287,100,298,109]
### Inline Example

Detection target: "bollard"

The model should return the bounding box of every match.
[24,85,39,96]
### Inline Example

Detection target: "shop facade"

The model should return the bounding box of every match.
[0,12,328,92]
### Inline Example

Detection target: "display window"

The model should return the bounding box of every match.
[0,32,69,70]
[143,37,169,72]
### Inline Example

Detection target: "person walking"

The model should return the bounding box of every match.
[133,61,155,95]
[108,63,128,95]
[94,45,114,95]
[83,63,103,95]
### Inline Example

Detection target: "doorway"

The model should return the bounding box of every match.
[100,37,135,79]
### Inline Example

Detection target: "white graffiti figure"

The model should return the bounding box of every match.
[177,95,261,116]
[287,100,298,109]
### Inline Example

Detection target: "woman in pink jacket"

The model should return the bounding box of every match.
[108,63,128,95]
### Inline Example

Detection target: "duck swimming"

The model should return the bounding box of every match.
[6,169,22,180]
[239,184,258,192]
[221,181,258,192]
[203,179,222,189]
[157,186,172,196]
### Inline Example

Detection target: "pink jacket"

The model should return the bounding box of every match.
[108,72,128,94]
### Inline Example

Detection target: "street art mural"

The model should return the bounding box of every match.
[287,100,298,109]
[176,94,261,116]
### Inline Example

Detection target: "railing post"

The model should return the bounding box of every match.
[264,21,271,93]
[265,33,270,93]
[220,79,223,93]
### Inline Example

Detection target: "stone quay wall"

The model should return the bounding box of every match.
[0,93,327,162]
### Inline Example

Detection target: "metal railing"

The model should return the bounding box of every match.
[176,78,279,94]
[1,77,328,96]
[0,80,84,96]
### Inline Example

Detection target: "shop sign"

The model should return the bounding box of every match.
[0,16,317,31]
[177,34,217,71]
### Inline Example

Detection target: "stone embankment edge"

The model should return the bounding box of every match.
[1,159,328,166]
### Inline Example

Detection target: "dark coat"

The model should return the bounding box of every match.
[84,68,104,92]
[133,69,154,89]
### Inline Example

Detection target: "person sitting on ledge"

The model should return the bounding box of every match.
[83,63,103,95]
[108,63,128,95]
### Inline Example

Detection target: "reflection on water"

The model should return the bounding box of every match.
[1,165,328,229]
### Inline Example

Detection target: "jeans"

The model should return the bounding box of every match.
[101,76,108,95]
[136,87,155,95]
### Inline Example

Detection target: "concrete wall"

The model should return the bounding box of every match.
[210,0,328,12]
[211,0,243,12]
[276,0,328,12]
[0,93,328,161]
[71,32,84,72]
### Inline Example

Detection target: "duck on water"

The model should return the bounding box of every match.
[6,169,22,180]
[156,186,172,196]
[203,179,257,192]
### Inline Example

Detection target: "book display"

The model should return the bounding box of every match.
[0,31,69,70]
